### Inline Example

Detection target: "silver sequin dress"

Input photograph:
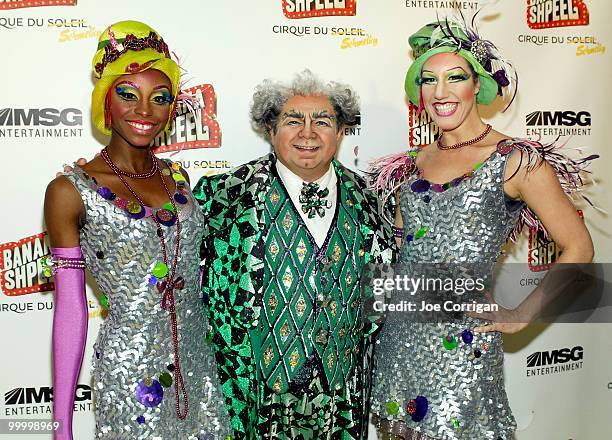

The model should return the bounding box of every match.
[65,165,231,440]
[370,149,521,440]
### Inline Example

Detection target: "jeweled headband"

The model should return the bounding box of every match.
[94,30,170,78]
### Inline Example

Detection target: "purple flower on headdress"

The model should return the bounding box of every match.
[483,58,492,73]
[492,70,510,96]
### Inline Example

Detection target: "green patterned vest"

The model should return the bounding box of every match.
[254,172,367,396]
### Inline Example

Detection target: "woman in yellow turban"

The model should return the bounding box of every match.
[44,21,231,439]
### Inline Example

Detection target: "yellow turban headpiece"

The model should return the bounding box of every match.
[91,20,181,136]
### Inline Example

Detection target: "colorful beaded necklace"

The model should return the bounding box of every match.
[409,139,514,195]
[410,160,486,194]
[101,147,189,420]
[82,164,189,222]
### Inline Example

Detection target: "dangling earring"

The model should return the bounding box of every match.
[104,89,112,129]
[167,103,177,132]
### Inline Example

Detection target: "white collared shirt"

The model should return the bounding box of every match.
[275,159,337,247]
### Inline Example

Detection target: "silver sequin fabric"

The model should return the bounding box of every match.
[65,166,231,440]
[370,151,521,439]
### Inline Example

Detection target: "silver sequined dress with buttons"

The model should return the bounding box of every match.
[371,150,521,439]
[65,166,231,440]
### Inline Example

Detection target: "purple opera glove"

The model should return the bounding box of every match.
[50,247,87,440]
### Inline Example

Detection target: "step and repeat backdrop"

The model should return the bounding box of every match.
[0,0,610,439]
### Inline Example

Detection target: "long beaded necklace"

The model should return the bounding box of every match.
[437,124,492,150]
[100,147,189,420]
[101,147,159,178]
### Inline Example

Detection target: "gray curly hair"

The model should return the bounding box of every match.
[250,69,360,142]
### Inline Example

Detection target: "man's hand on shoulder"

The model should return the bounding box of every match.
[55,157,90,177]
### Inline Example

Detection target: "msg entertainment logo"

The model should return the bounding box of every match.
[0,108,82,126]
[526,346,584,377]
[4,385,92,416]
[525,111,591,137]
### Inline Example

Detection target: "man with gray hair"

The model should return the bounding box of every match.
[194,69,395,438]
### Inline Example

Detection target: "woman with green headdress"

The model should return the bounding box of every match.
[44,21,231,439]
[368,15,596,440]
